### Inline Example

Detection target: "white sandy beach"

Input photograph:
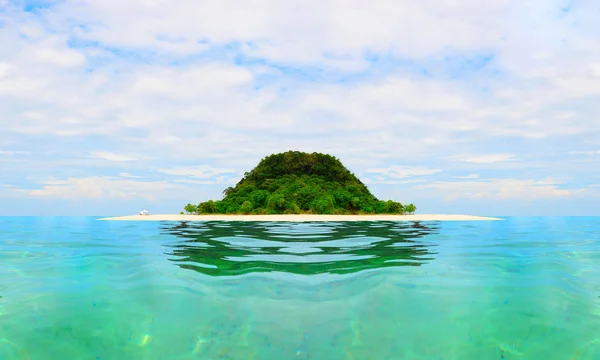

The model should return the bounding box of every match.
[99,214,502,221]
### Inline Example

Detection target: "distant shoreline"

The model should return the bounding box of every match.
[98,214,502,221]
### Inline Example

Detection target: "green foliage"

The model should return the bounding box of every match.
[184,203,197,214]
[404,203,417,214]
[198,200,216,214]
[310,195,335,214]
[240,200,253,214]
[384,200,404,214]
[183,151,414,214]
[266,193,286,213]
[286,202,301,214]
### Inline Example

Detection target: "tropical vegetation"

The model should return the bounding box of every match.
[183,151,416,215]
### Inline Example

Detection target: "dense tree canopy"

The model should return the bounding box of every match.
[184,151,416,215]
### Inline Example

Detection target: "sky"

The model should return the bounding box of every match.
[0,0,599,216]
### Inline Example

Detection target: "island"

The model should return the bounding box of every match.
[99,151,502,221]
[186,150,414,215]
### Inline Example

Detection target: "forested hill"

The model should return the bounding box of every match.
[183,151,416,215]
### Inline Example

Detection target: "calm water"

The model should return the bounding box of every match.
[1,217,600,359]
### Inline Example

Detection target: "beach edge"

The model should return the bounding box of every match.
[97,214,503,221]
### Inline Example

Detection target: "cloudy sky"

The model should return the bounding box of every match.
[1,0,599,216]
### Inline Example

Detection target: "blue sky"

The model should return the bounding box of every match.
[1,0,599,216]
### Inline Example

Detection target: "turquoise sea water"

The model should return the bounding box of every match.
[1,217,600,359]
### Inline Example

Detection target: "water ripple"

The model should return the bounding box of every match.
[161,221,440,276]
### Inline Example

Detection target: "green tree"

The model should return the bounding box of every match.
[184,203,197,214]
[405,203,416,214]
[374,200,386,214]
[266,193,286,213]
[310,195,334,214]
[350,196,361,210]
[286,202,301,214]
[198,200,217,214]
[333,188,352,208]
[241,201,253,214]
[360,205,374,214]
[248,189,269,208]
[215,200,227,213]
[383,200,404,214]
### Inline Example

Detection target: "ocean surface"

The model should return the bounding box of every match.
[1,217,599,359]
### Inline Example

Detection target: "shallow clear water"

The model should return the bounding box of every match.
[1,217,600,359]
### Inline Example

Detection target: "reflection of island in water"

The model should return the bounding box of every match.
[161,221,440,276]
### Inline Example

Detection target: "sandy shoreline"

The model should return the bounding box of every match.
[98,214,502,222]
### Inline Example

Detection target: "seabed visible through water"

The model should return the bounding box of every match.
[1,217,599,359]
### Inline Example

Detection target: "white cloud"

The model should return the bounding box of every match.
[366,166,442,179]
[158,165,236,178]
[50,0,517,63]
[416,178,589,201]
[119,172,143,178]
[458,154,516,164]
[89,152,139,162]
[455,174,480,179]
[0,150,30,155]
[23,111,44,120]
[0,184,28,198]
[26,42,87,67]
[1,1,598,150]
[172,179,233,185]
[0,62,10,77]
[569,150,600,155]
[363,178,427,185]
[1,0,600,214]
[29,177,179,200]
[132,64,253,100]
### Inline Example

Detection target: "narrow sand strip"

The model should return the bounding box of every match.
[98,214,502,221]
